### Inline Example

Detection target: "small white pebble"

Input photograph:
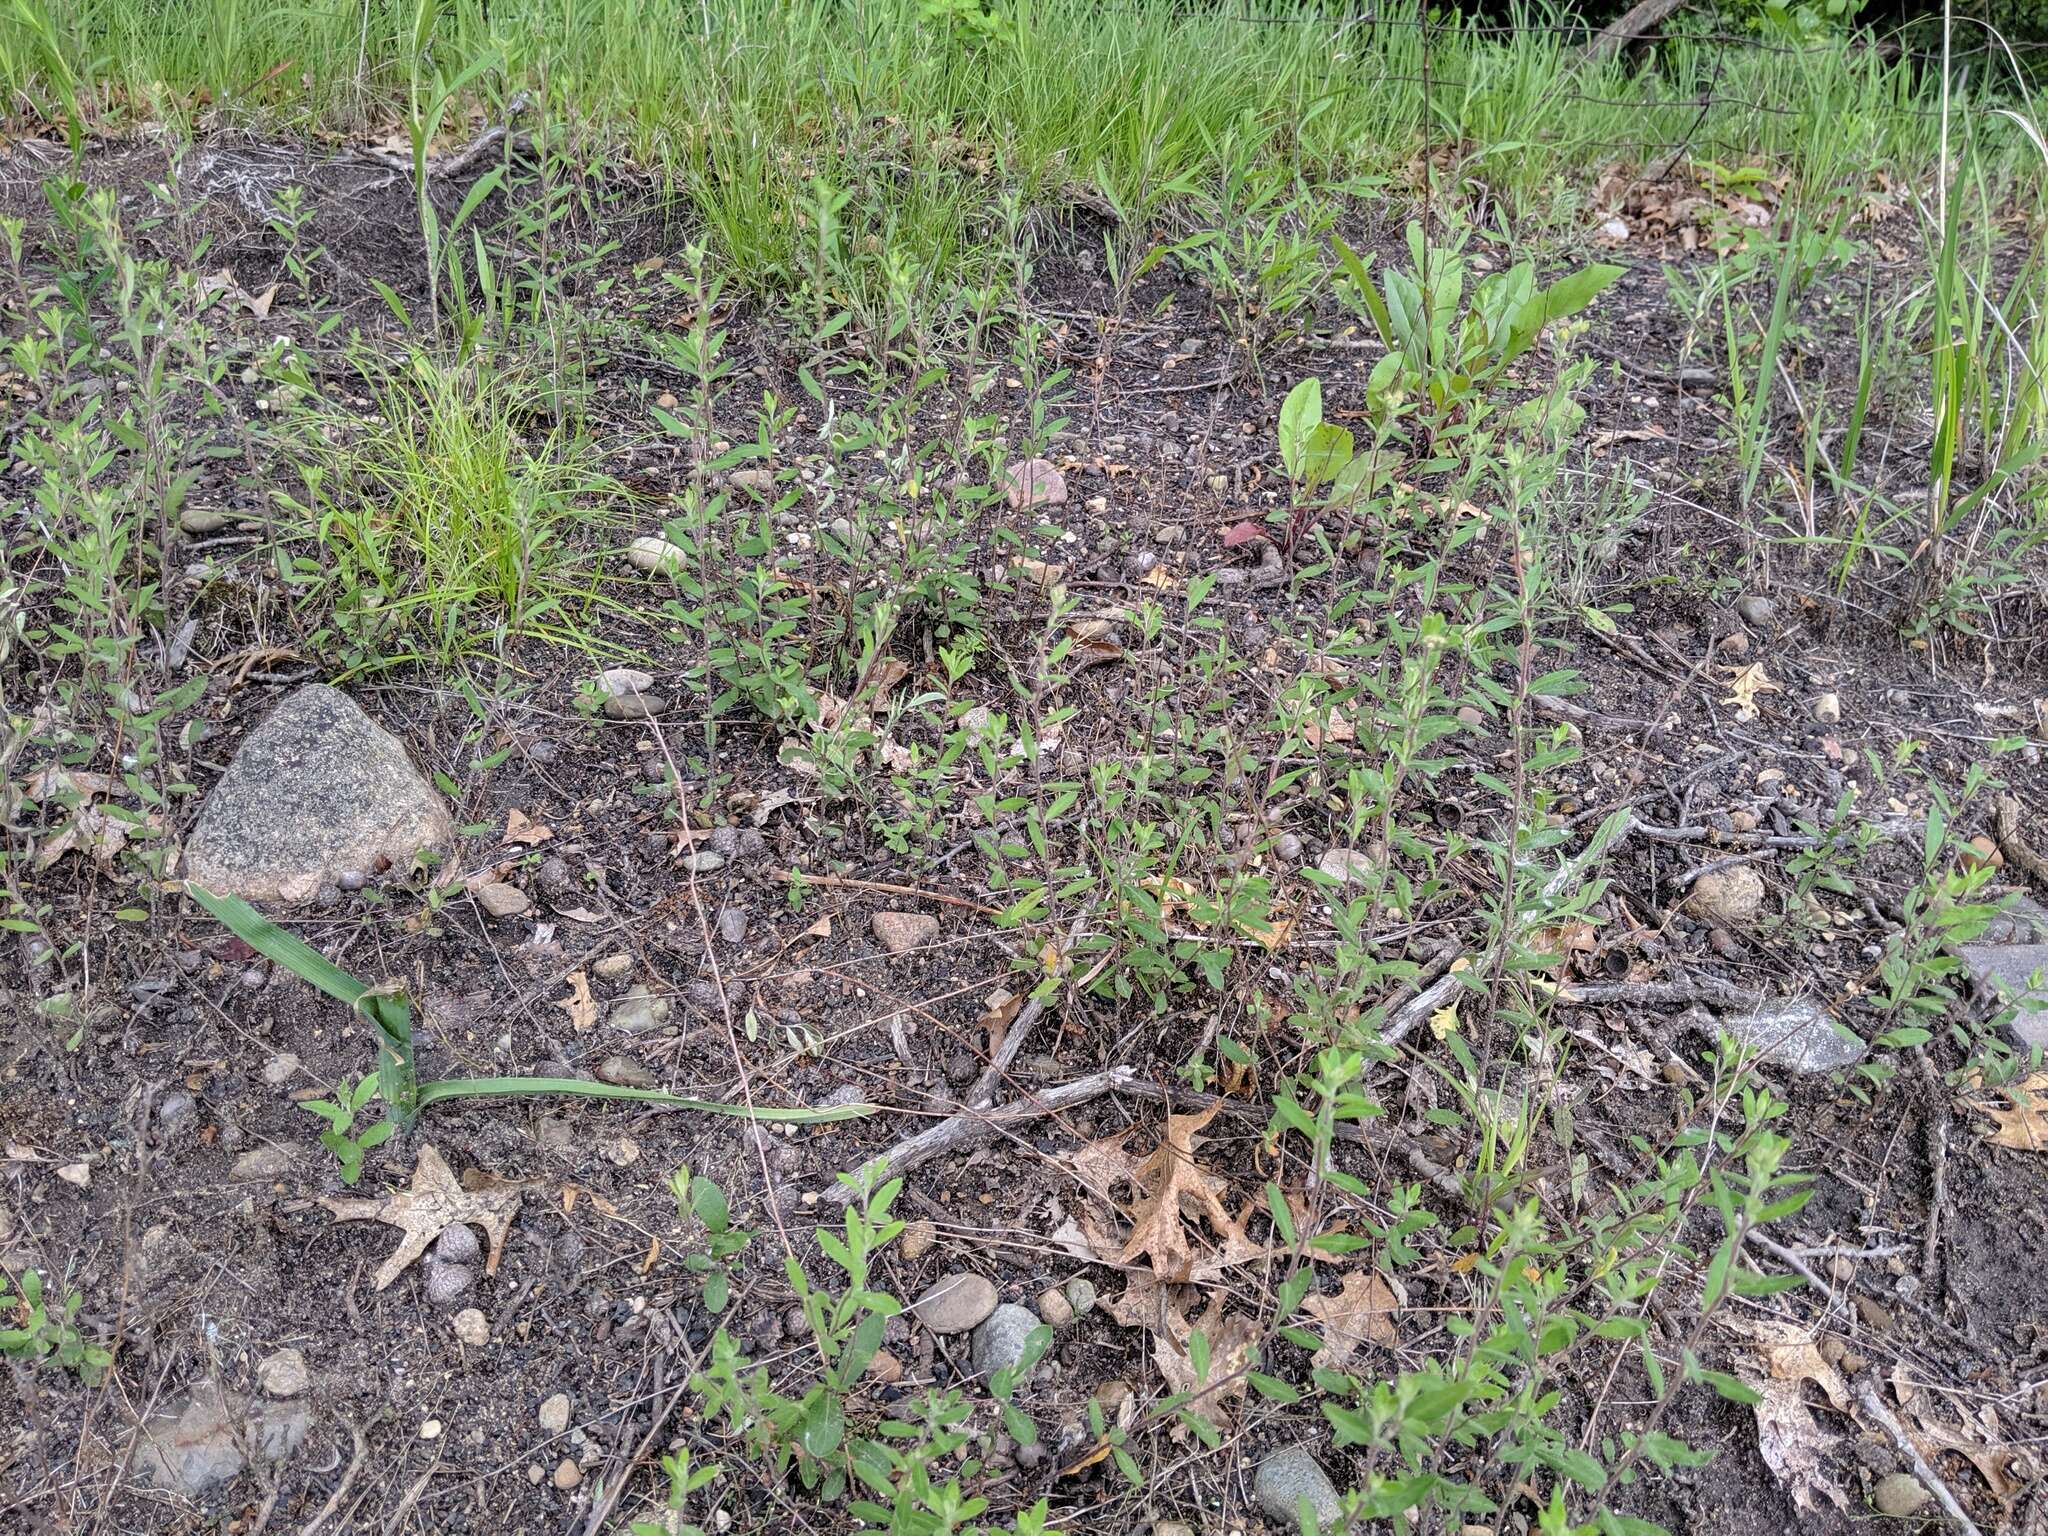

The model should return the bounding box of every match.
[420,1419,443,1440]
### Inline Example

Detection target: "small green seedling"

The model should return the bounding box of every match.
[300,1073,396,1186]
[671,1165,754,1313]
[1,1269,112,1381]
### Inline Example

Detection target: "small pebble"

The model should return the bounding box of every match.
[452,1308,489,1346]
[553,1457,582,1490]
[256,1348,310,1397]
[435,1224,480,1263]
[538,1392,572,1434]
[1037,1286,1075,1327]
[420,1419,443,1441]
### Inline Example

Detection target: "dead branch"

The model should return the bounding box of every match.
[1852,1377,1987,1536]
[822,1067,1134,1203]
[1586,0,1689,59]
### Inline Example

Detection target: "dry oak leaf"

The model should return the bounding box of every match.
[1889,1361,2021,1499]
[1721,662,1781,722]
[1152,1295,1259,1433]
[320,1145,528,1291]
[1303,1270,1403,1369]
[558,969,597,1031]
[504,807,554,846]
[1726,1316,1850,1514]
[1100,1106,1240,1282]
[1964,1069,2048,1151]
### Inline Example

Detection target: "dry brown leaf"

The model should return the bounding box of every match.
[1065,628,1126,669]
[1728,1317,1849,1513]
[1890,1362,2020,1498]
[22,767,119,800]
[504,808,553,846]
[1964,1070,2048,1151]
[558,969,597,1031]
[35,806,130,870]
[1530,919,1598,970]
[1722,662,1781,722]
[1304,1270,1402,1369]
[1137,564,1177,591]
[858,656,911,701]
[1152,1295,1258,1432]
[1112,1106,1238,1282]
[1010,557,1066,592]
[1299,708,1355,748]
[320,1145,527,1291]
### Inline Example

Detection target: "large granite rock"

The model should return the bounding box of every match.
[182,685,452,903]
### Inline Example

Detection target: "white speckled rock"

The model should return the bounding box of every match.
[183,685,451,905]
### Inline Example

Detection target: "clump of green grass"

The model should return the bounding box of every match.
[274,347,626,672]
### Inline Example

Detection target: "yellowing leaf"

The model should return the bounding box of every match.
[1427,1001,1460,1040]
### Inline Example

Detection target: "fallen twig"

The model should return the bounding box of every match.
[1561,974,1766,1011]
[1852,1377,1987,1536]
[1533,693,1654,736]
[1625,820,1820,851]
[822,1067,1134,1203]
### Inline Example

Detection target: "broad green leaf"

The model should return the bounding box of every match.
[1279,376,1323,481]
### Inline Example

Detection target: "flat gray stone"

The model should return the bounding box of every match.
[970,1303,1042,1378]
[1254,1445,1342,1530]
[131,1383,311,1498]
[911,1273,997,1335]
[1982,897,2048,947]
[1959,942,2048,1047]
[609,985,672,1035]
[183,685,452,905]
[1714,997,1866,1074]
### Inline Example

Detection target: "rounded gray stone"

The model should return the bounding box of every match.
[1873,1472,1930,1518]
[182,685,452,905]
[1255,1445,1342,1531]
[911,1272,998,1335]
[970,1303,1042,1379]
[609,985,672,1034]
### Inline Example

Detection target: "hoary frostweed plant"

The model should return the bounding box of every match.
[686,1164,1059,1535]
